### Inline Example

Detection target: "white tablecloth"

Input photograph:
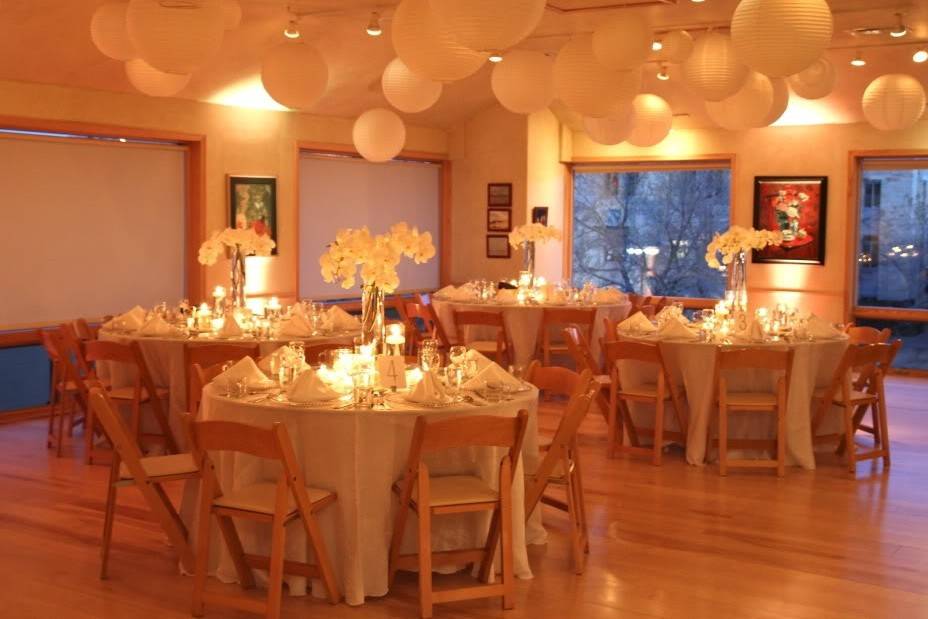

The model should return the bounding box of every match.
[432,299,631,367]
[183,385,544,606]
[616,335,849,468]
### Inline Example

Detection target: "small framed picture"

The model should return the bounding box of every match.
[487,182,512,207]
[229,175,277,254]
[486,235,511,259]
[752,176,828,265]
[487,208,512,232]
[531,206,549,225]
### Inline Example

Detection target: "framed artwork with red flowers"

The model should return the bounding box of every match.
[229,175,277,255]
[752,176,828,265]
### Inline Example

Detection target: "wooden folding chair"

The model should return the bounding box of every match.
[187,417,340,619]
[563,326,610,420]
[38,329,84,456]
[602,316,620,343]
[603,340,688,465]
[73,317,98,341]
[811,341,900,476]
[453,310,512,366]
[535,308,596,366]
[388,411,529,618]
[524,365,596,574]
[184,343,259,411]
[87,387,197,579]
[189,362,226,414]
[713,347,795,477]
[385,295,409,324]
[846,326,892,344]
[404,298,451,352]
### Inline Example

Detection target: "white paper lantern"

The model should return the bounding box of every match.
[591,14,652,70]
[392,0,486,82]
[659,30,693,64]
[490,50,554,114]
[731,0,833,78]
[554,35,641,118]
[682,32,749,102]
[382,57,442,113]
[862,74,927,131]
[126,0,224,74]
[583,104,634,145]
[90,2,136,61]
[353,108,407,163]
[763,77,790,125]
[125,58,190,97]
[261,43,328,110]
[428,0,546,52]
[221,0,241,30]
[628,94,672,147]
[787,57,835,99]
[705,71,774,130]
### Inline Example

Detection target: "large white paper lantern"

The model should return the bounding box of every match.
[126,0,224,74]
[221,0,241,30]
[261,43,328,110]
[90,2,136,61]
[125,58,190,97]
[627,94,672,147]
[659,30,693,64]
[682,32,748,102]
[787,57,835,99]
[763,77,790,125]
[382,57,442,113]
[583,103,634,145]
[392,0,485,82]
[353,108,407,163]
[554,35,641,118]
[490,50,554,114]
[862,74,927,131]
[705,71,774,130]
[731,0,833,78]
[591,14,651,70]
[428,0,546,52]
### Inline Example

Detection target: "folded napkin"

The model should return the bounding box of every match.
[593,288,626,304]
[214,356,273,389]
[327,306,360,331]
[495,289,518,303]
[807,314,843,339]
[107,305,147,331]
[656,305,689,323]
[219,314,243,338]
[279,313,313,337]
[138,314,177,337]
[287,368,340,402]
[737,318,766,342]
[433,285,458,299]
[658,316,697,340]
[462,361,523,391]
[406,370,450,405]
[617,311,657,334]
[465,348,494,371]
[257,347,308,374]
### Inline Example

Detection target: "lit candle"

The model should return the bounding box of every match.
[535,276,547,287]
[518,270,533,288]
[517,289,528,305]
[268,296,281,312]
[385,323,406,356]
[756,307,768,320]
[213,286,226,314]
[186,316,195,330]
[210,317,223,332]
[199,302,210,315]
[359,344,375,361]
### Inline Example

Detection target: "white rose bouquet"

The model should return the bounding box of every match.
[508,223,561,248]
[319,222,435,293]
[198,227,276,265]
[705,225,783,269]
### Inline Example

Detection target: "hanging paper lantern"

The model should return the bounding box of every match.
[554,35,641,118]
[682,32,748,102]
[705,71,774,130]
[763,77,790,125]
[261,43,328,110]
[382,57,442,113]
[428,0,546,52]
[591,14,652,70]
[221,0,242,30]
[627,94,672,147]
[731,0,833,78]
[862,74,927,131]
[583,103,634,145]
[353,108,407,163]
[659,30,694,64]
[392,0,485,82]
[125,58,190,97]
[787,57,835,100]
[126,0,224,74]
[490,50,554,114]
[90,2,136,61]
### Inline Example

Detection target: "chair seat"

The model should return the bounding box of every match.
[538,434,553,450]
[410,475,498,507]
[594,374,611,386]
[214,482,333,515]
[469,340,501,353]
[812,387,876,405]
[119,453,198,480]
[56,380,81,393]
[618,384,668,400]
[724,392,778,407]
[107,385,169,401]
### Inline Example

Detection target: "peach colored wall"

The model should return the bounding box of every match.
[526,109,567,283]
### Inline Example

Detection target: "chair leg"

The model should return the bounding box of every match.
[843,403,858,477]
[301,510,340,604]
[777,401,787,478]
[84,405,96,465]
[653,397,665,467]
[718,406,728,477]
[565,463,585,575]
[191,478,213,617]
[100,472,118,579]
[55,395,68,457]
[388,503,410,587]
[570,444,590,555]
[417,507,433,619]
[499,459,514,610]
[877,381,891,468]
[265,512,286,619]
[215,514,255,589]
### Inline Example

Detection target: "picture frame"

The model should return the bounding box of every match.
[486,234,511,259]
[487,182,512,207]
[487,208,512,232]
[531,206,549,225]
[752,175,828,265]
[229,175,278,254]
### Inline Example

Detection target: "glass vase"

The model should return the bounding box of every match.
[230,245,246,310]
[726,250,748,312]
[360,284,385,353]
[522,240,536,285]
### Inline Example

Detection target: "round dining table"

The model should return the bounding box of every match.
[180,383,544,606]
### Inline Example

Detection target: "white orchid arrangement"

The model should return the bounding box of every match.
[198,227,276,266]
[705,225,783,269]
[319,222,436,293]
[508,223,562,248]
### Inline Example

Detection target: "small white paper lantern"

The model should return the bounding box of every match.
[659,30,694,64]
[382,57,442,113]
[126,0,224,74]
[428,0,546,52]
[787,57,835,100]
[591,14,652,70]
[261,43,328,110]
[490,50,554,114]
[862,74,927,131]
[353,108,407,163]
[125,58,190,97]
[90,2,136,61]
[731,0,833,78]
[221,0,242,30]
[763,77,790,125]
[682,32,749,102]
[554,35,641,118]
[705,71,774,130]
[392,0,485,82]
[628,94,673,147]
[583,103,634,145]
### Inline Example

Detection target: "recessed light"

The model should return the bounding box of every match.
[651,39,663,51]
[118,138,127,143]
[366,11,382,37]
[488,51,503,63]
[657,63,670,80]
[283,19,300,39]
[890,13,908,38]
[914,49,928,63]
[850,51,866,67]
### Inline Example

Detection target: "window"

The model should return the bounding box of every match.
[863,179,882,208]
[570,163,731,298]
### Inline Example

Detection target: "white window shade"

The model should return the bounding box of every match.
[298,153,441,298]
[0,134,186,328]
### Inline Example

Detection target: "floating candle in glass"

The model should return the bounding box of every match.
[385,323,405,356]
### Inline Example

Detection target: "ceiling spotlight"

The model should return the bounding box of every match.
[691,0,705,3]
[890,13,907,38]
[488,51,503,63]
[366,11,382,37]
[914,49,928,63]
[850,51,866,67]
[651,39,663,51]
[283,18,300,39]
[657,63,670,81]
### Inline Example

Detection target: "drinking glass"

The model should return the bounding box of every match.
[449,345,467,367]
[418,338,440,371]
[288,341,305,363]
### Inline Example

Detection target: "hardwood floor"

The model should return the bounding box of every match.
[1,377,927,618]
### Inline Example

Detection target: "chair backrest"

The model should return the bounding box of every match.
[184,343,259,410]
[57,323,92,377]
[404,301,439,343]
[563,326,602,375]
[525,362,586,399]
[454,310,509,350]
[187,418,285,460]
[73,318,96,341]
[305,342,345,365]
[189,361,226,413]
[812,342,900,432]
[420,295,452,347]
[602,339,663,366]
[714,347,795,399]
[846,326,892,344]
[87,387,148,478]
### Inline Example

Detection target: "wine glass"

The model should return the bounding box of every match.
[449,345,467,368]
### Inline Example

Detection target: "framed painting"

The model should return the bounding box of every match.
[487,208,512,232]
[531,206,549,225]
[752,176,828,265]
[487,182,512,207]
[486,235,511,259]
[229,175,277,254]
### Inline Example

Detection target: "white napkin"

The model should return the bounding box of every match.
[495,289,518,303]
[593,288,626,304]
[617,311,657,334]
[656,305,690,323]
[138,314,177,337]
[214,356,272,389]
[658,316,697,340]
[406,370,449,404]
[737,318,767,342]
[434,285,458,299]
[327,306,361,331]
[107,306,147,331]
[807,315,843,339]
[462,361,523,391]
[279,313,313,337]
[465,348,494,371]
[257,347,309,374]
[219,314,243,338]
[287,368,340,402]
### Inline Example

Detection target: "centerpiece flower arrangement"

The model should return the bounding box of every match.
[508,223,561,281]
[705,225,782,310]
[198,227,276,309]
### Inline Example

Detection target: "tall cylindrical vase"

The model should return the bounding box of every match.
[726,250,748,311]
[360,284,385,352]
[522,240,536,284]
[230,246,246,310]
